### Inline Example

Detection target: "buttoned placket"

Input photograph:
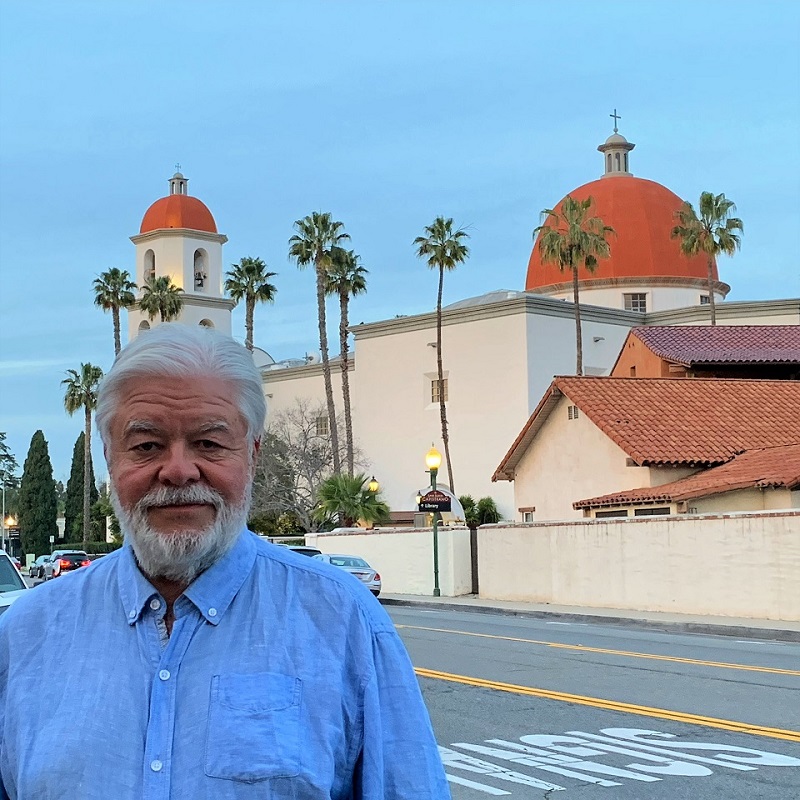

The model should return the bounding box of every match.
[140,596,205,799]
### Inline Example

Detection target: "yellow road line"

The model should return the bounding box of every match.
[415,667,800,743]
[397,624,800,676]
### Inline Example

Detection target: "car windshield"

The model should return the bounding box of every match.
[0,559,27,592]
[330,556,370,568]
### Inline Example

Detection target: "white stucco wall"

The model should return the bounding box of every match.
[547,284,721,313]
[510,395,661,521]
[306,526,472,596]
[477,512,800,620]
[694,487,796,514]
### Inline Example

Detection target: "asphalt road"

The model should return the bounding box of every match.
[386,606,800,799]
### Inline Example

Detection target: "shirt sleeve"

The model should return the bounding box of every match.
[354,629,451,799]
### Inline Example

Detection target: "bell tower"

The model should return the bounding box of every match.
[128,171,234,341]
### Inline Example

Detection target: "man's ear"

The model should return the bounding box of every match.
[252,437,261,458]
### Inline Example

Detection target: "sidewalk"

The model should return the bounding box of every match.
[379,593,800,642]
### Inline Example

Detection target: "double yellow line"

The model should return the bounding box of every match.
[398,624,800,676]
[415,667,800,742]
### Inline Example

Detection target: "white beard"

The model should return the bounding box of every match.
[111,482,251,584]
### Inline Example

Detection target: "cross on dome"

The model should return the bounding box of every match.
[610,108,621,133]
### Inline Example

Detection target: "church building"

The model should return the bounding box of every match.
[127,132,797,521]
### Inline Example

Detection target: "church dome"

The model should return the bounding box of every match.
[139,172,217,234]
[526,175,715,291]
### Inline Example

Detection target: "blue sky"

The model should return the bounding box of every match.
[1,0,798,481]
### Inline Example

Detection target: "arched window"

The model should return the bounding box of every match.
[199,319,214,328]
[138,320,151,332]
[194,249,208,291]
[615,152,621,170]
[607,153,612,172]
[144,250,156,282]
[624,152,628,172]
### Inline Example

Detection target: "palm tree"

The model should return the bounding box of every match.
[533,196,614,375]
[288,212,350,473]
[312,473,390,529]
[325,248,368,475]
[139,275,184,323]
[62,364,104,548]
[92,268,137,356]
[671,191,743,326]
[224,257,278,352]
[413,216,470,495]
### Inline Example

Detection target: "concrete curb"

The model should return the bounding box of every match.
[379,597,800,643]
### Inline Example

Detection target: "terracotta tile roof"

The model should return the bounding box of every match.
[574,443,800,508]
[631,325,800,366]
[493,376,800,480]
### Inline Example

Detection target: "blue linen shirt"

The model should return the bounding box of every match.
[0,532,450,799]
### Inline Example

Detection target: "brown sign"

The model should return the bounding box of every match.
[419,490,452,512]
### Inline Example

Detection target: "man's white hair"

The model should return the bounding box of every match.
[96,324,267,447]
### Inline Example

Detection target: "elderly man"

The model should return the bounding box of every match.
[0,325,450,800]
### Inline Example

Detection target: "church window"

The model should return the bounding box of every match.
[194,249,208,291]
[199,319,214,328]
[138,320,150,332]
[606,154,612,172]
[315,415,329,436]
[624,152,628,171]
[700,294,710,305]
[634,507,671,516]
[624,293,647,312]
[615,152,621,170]
[144,250,156,282]
[431,378,448,403]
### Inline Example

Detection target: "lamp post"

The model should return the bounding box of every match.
[424,445,443,597]
[367,475,380,494]
[1,471,6,553]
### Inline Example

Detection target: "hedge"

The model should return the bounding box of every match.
[53,541,122,554]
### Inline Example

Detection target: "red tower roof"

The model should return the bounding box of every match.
[526,176,715,291]
[140,193,217,234]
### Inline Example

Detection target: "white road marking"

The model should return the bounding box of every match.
[446,774,511,795]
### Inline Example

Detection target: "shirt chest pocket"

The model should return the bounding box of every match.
[205,672,302,782]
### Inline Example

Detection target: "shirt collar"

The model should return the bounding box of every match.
[117,530,257,626]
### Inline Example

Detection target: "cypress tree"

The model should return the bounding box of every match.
[64,432,98,540]
[17,430,58,557]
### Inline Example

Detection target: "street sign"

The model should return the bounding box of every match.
[419,490,451,513]
[49,535,55,544]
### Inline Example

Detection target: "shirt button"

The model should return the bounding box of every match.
[149,598,161,611]
[150,760,163,772]
[159,669,171,681]
[128,610,137,619]
[208,608,217,617]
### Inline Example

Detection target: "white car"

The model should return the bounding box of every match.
[313,554,382,597]
[0,551,28,617]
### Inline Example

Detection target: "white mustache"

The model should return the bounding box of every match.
[138,485,224,511]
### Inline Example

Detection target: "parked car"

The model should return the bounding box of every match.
[10,556,22,572]
[0,551,28,617]
[43,550,90,580]
[313,553,381,596]
[29,555,50,579]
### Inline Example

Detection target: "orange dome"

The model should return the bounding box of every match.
[140,194,217,234]
[526,176,716,291]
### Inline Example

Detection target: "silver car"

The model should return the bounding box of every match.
[313,554,381,597]
[0,551,28,617]
[29,555,50,579]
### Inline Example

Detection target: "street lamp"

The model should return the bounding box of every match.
[424,445,443,597]
[367,475,380,494]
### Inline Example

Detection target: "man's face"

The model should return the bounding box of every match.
[106,374,258,580]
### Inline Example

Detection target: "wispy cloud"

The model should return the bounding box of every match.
[0,358,76,377]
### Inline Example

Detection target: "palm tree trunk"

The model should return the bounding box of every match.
[316,261,340,473]
[339,290,354,476]
[573,265,583,376]
[707,256,717,326]
[245,296,254,351]
[112,306,121,356]
[437,263,455,494]
[82,406,91,549]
